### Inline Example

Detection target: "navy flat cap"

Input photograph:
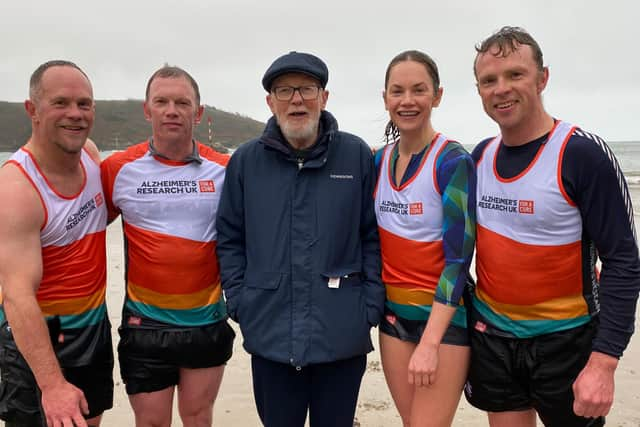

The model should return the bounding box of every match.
[262,51,329,91]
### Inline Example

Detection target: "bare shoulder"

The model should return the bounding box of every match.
[0,163,45,232]
[0,163,45,292]
[83,138,101,165]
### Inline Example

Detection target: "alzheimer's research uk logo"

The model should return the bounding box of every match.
[65,195,100,231]
[199,180,215,193]
[379,200,423,216]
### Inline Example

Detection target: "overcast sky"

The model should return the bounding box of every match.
[2,0,638,146]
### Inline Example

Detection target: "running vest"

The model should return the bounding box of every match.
[102,141,228,327]
[1,148,108,329]
[375,134,465,326]
[474,120,591,337]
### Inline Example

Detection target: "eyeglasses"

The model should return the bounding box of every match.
[272,85,321,101]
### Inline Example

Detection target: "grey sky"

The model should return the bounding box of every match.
[2,0,638,145]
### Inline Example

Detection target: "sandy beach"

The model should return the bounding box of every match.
[97,205,640,427]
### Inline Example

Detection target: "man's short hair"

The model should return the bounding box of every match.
[29,60,90,101]
[145,65,201,105]
[474,26,545,76]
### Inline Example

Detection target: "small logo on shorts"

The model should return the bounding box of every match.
[57,333,65,344]
[385,314,397,325]
[128,316,142,326]
[474,320,487,333]
[464,381,472,397]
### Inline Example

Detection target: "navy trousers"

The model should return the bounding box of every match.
[251,354,367,427]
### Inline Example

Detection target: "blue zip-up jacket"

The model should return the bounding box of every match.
[216,110,384,367]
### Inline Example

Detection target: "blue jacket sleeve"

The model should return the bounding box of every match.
[215,148,246,322]
[360,145,386,326]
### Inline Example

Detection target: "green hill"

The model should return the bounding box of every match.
[0,100,265,153]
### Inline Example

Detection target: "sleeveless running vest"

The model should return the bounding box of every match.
[102,141,228,327]
[375,134,466,326]
[1,147,108,330]
[474,120,592,337]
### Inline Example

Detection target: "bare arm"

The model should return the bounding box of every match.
[408,302,457,386]
[0,164,88,426]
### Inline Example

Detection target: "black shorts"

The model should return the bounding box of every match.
[465,318,604,427]
[0,323,114,425]
[118,314,235,395]
[379,306,469,346]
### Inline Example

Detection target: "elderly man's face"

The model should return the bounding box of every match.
[266,73,328,149]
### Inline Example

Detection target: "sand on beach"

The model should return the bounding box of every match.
[99,210,640,427]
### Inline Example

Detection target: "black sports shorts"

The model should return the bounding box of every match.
[379,306,469,346]
[118,312,235,395]
[465,317,604,427]
[0,321,114,426]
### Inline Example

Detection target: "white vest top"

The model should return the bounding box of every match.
[374,134,449,291]
[376,133,449,243]
[4,147,107,324]
[9,147,107,248]
[474,120,589,335]
[476,120,581,245]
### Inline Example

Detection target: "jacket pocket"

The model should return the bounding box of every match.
[238,272,290,359]
[244,272,283,290]
[314,270,372,361]
[320,268,362,288]
[238,271,282,322]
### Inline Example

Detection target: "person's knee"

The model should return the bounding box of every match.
[130,390,174,427]
[178,403,213,427]
[178,393,214,426]
[133,411,172,427]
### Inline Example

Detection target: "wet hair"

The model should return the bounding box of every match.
[474,26,544,76]
[145,65,201,105]
[383,50,440,144]
[29,60,91,101]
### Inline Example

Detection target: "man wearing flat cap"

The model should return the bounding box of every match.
[216,51,385,426]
